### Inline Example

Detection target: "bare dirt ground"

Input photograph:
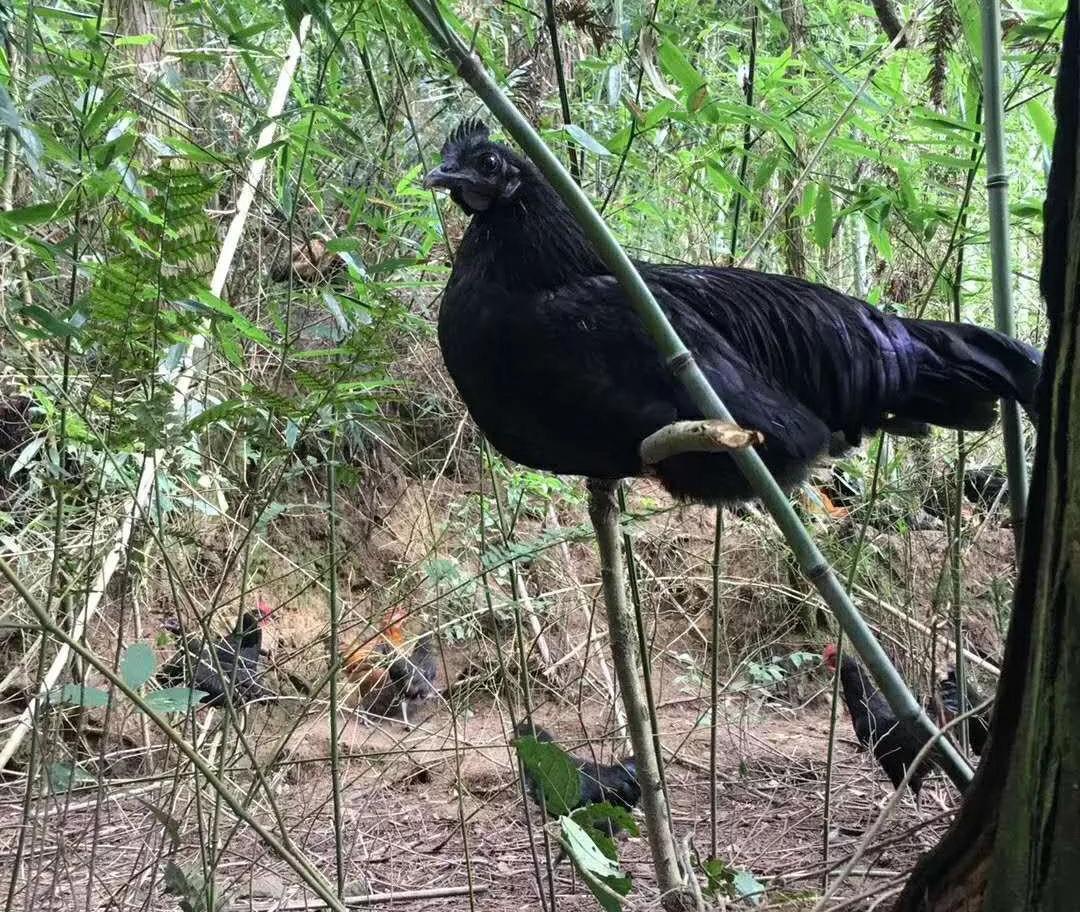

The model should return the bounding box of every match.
[0,474,1008,911]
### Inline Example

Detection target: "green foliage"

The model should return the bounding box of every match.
[514,734,581,816]
[119,642,156,689]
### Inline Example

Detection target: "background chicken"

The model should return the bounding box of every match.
[937,668,992,757]
[823,644,934,799]
[342,607,438,725]
[159,599,273,708]
[514,722,640,835]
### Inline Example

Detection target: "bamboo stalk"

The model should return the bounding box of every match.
[0,16,313,770]
[587,479,684,900]
[980,0,1029,551]
[399,0,973,790]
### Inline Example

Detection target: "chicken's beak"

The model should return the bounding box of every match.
[423,164,464,191]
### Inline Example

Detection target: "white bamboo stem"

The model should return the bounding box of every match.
[0,17,312,771]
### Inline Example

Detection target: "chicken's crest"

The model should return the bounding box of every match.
[443,117,489,155]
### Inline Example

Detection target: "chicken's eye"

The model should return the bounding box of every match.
[477,152,500,175]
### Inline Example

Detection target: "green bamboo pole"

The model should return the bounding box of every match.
[399,0,973,791]
[980,0,1029,550]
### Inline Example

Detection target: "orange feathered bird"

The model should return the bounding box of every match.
[341,606,437,726]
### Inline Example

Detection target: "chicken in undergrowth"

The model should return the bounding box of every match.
[424,119,1042,505]
[159,599,273,708]
[342,607,438,726]
[823,644,935,800]
[937,668,992,757]
[514,721,640,837]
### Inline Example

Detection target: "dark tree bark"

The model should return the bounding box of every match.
[895,3,1080,909]
[871,0,908,48]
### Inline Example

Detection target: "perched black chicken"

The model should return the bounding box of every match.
[823,644,933,797]
[159,601,272,708]
[425,120,1041,504]
[514,721,640,836]
[937,668,992,756]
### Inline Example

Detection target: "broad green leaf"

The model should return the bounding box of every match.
[573,801,639,840]
[561,817,622,879]
[561,817,632,912]
[814,184,833,249]
[514,734,581,816]
[49,683,111,708]
[658,38,705,94]
[1027,100,1055,146]
[144,687,208,713]
[0,199,73,229]
[733,868,766,905]
[564,124,611,157]
[120,642,156,689]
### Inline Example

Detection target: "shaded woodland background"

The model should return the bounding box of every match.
[0,0,1064,909]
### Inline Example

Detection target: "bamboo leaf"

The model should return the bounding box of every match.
[119,643,157,689]
[564,124,611,156]
[814,184,833,249]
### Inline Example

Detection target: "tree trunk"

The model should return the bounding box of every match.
[895,3,1080,908]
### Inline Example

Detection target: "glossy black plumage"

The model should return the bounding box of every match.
[937,668,991,756]
[159,609,269,708]
[370,636,438,726]
[426,121,1042,504]
[514,722,640,834]
[824,646,932,796]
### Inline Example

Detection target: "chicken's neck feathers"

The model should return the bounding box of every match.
[454,172,606,292]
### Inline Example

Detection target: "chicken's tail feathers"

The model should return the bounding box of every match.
[894,319,1042,432]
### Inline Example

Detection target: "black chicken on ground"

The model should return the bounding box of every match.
[425,120,1041,504]
[159,600,273,708]
[514,721,640,837]
[367,635,439,727]
[937,668,992,757]
[823,644,933,799]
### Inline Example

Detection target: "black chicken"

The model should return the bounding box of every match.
[159,601,272,708]
[823,644,932,797]
[937,668,992,756]
[368,636,439,727]
[514,722,640,836]
[425,120,1041,504]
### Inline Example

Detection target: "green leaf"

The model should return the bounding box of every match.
[562,817,623,879]
[813,184,833,249]
[732,868,766,905]
[119,642,156,689]
[144,687,208,713]
[49,683,111,708]
[1027,100,1055,147]
[0,199,73,230]
[573,801,639,839]
[658,38,705,94]
[252,139,288,160]
[561,817,632,912]
[564,124,611,157]
[194,289,272,345]
[514,735,581,816]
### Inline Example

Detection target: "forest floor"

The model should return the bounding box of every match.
[0,470,1009,911]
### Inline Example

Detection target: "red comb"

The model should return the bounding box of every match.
[256,598,272,621]
[822,643,839,668]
